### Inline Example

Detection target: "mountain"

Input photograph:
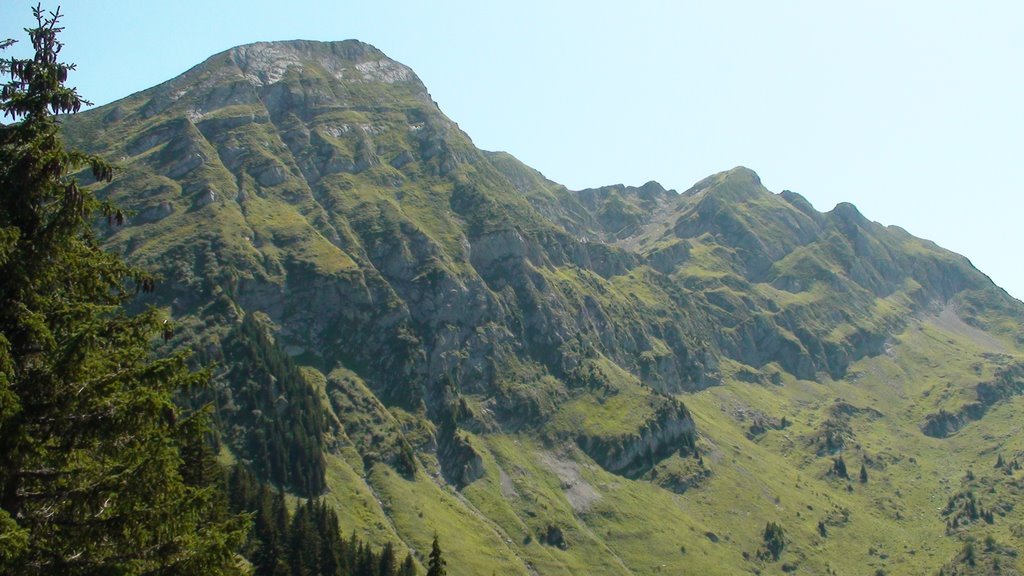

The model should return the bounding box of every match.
[63,40,1024,575]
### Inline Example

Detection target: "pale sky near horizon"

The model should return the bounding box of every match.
[3,1,1023,300]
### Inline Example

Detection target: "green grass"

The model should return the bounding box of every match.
[547,357,656,439]
[332,310,1024,575]
[368,462,532,576]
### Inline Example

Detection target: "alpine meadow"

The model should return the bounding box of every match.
[4,5,1024,576]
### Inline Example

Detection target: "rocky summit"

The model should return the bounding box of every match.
[63,39,1024,574]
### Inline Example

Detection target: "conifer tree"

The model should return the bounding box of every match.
[0,5,245,573]
[426,535,446,576]
[859,462,869,483]
[760,522,786,561]
[963,540,976,567]
[399,552,417,576]
[831,456,849,479]
[379,541,398,576]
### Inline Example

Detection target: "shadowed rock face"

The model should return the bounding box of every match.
[576,398,695,477]
[922,361,1024,438]
[64,40,1024,490]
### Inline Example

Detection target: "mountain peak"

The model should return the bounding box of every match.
[723,165,761,184]
[104,38,436,129]
[829,201,866,222]
[226,39,418,87]
[682,165,763,198]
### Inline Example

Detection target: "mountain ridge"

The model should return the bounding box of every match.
[61,39,1024,575]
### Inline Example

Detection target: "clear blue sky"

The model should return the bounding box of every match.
[4,1,1023,300]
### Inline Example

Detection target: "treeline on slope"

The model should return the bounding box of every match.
[227,464,418,576]
[213,313,330,497]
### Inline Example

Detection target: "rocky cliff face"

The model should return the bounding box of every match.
[922,360,1024,438]
[575,397,695,477]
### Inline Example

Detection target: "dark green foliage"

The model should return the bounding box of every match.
[542,525,569,550]
[831,456,849,479]
[817,520,827,537]
[964,541,976,567]
[324,369,420,478]
[0,7,245,573]
[219,313,328,496]
[816,417,851,455]
[759,521,786,561]
[937,534,1023,576]
[396,441,418,477]
[226,464,411,576]
[859,462,869,483]
[943,490,996,532]
[426,535,446,576]
[992,454,1021,476]
[400,553,417,576]
[378,542,397,576]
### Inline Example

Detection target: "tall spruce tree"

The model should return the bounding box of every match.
[0,5,245,574]
[761,522,786,561]
[399,552,417,576]
[379,541,397,576]
[426,536,446,576]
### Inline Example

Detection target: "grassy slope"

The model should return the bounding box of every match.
[363,308,1024,575]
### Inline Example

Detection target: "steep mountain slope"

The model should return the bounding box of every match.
[63,40,1024,575]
